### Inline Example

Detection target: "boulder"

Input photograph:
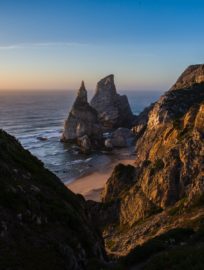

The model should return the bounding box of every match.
[77,135,91,153]
[90,75,135,129]
[61,81,102,142]
[111,128,133,147]
[104,138,113,149]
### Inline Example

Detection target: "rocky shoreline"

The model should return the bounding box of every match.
[66,147,136,201]
[1,64,204,269]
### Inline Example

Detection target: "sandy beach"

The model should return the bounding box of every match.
[66,153,135,202]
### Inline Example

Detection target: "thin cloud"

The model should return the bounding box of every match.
[0,42,88,50]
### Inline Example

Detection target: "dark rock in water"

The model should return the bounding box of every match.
[90,75,135,129]
[37,136,48,141]
[61,81,102,142]
[0,129,105,269]
[61,76,136,151]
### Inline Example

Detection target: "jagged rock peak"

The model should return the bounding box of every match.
[90,74,135,129]
[61,80,101,142]
[74,80,87,105]
[171,64,204,90]
[96,74,116,94]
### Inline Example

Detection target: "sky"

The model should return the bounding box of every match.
[0,0,204,91]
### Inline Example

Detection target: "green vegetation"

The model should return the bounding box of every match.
[120,228,195,268]
[0,130,104,269]
[144,244,204,270]
[192,193,204,207]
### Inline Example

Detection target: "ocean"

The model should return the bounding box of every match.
[0,90,162,183]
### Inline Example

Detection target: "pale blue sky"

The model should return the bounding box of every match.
[0,0,204,90]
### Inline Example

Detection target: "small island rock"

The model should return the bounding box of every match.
[90,75,135,129]
[61,81,102,142]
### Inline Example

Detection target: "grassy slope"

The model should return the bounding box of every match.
[0,130,104,270]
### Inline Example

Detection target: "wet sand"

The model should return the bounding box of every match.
[66,156,135,202]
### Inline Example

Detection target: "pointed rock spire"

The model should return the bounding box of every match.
[96,74,116,95]
[75,80,87,105]
[61,80,101,142]
[80,80,85,89]
[90,74,134,129]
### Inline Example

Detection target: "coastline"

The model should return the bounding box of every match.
[66,150,135,202]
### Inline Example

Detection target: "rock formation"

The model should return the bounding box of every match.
[62,76,136,151]
[171,64,204,90]
[104,128,134,148]
[1,65,204,270]
[103,64,204,215]
[90,75,135,129]
[0,130,105,269]
[90,65,204,260]
[61,81,101,144]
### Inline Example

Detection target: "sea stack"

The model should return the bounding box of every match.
[90,75,135,129]
[61,81,101,144]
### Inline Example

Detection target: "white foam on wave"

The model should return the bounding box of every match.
[66,159,84,166]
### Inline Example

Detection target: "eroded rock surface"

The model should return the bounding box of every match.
[171,64,204,90]
[90,75,135,129]
[93,65,204,257]
[62,81,101,142]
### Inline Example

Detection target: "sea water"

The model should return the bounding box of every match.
[0,90,162,182]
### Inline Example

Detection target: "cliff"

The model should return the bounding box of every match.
[1,65,204,269]
[90,65,204,265]
[90,75,135,129]
[0,130,105,270]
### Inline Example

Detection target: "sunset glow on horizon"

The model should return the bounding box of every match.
[0,0,204,91]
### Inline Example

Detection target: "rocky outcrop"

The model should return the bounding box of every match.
[61,81,101,142]
[104,128,134,148]
[171,64,204,90]
[102,164,136,203]
[90,75,135,129]
[93,65,204,258]
[102,64,204,218]
[62,76,136,151]
[0,130,105,270]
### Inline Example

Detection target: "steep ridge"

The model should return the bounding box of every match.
[90,65,204,261]
[0,130,105,270]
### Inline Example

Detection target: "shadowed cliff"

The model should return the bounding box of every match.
[0,130,105,270]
